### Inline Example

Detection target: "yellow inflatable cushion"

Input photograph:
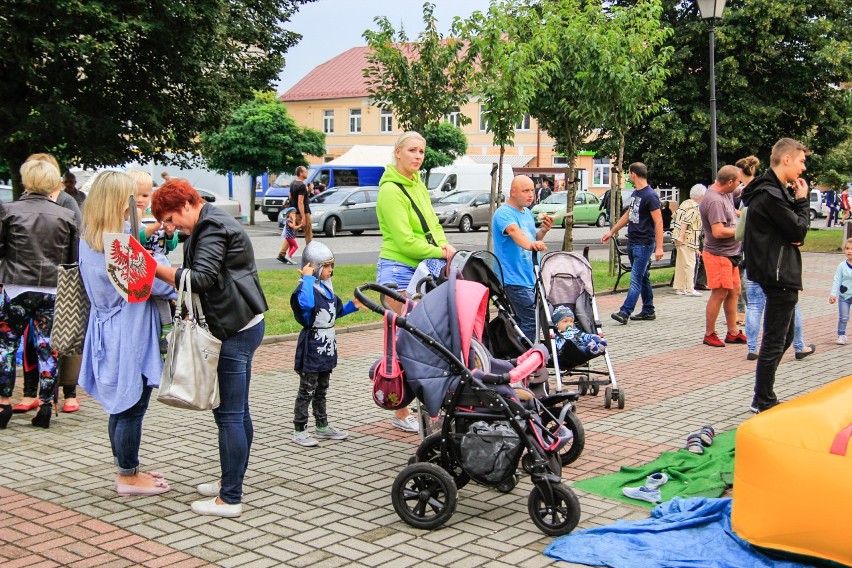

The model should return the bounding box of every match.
[732,375,852,566]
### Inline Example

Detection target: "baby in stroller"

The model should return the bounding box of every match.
[552,306,607,357]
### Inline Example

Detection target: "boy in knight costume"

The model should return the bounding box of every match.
[290,241,361,446]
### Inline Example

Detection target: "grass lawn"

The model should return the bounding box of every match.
[259,260,674,336]
[800,227,847,252]
[261,229,842,336]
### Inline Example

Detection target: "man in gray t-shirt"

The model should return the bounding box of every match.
[698,165,743,347]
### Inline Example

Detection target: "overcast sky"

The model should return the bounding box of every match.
[275,0,492,94]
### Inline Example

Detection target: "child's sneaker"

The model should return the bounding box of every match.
[391,415,420,433]
[644,472,669,490]
[622,486,662,504]
[315,425,348,440]
[838,335,847,345]
[292,430,319,447]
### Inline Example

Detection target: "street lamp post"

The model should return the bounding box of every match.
[697,0,727,179]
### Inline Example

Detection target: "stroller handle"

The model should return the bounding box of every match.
[354,282,408,315]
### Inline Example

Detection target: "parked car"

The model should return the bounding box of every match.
[531,191,607,228]
[810,189,829,221]
[432,190,492,232]
[282,186,380,237]
[195,188,242,220]
[0,184,12,204]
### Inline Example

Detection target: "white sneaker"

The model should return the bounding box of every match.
[391,415,420,433]
[191,497,242,518]
[687,290,703,297]
[197,480,220,497]
[314,424,348,440]
[292,430,319,447]
[673,289,686,295]
[838,335,847,345]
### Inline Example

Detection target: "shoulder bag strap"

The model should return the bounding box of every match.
[392,182,437,246]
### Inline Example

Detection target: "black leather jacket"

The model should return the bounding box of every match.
[741,169,809,290]
[0,193,78,287]
[176,204,267,340]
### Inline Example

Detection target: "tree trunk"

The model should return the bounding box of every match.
[608,133,626,276]
[561,158,576,252]
[487,146,505,253]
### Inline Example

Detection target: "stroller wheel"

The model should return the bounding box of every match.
[496,473,520,493]
[544,409,585,467]
[415,433,470,489]
[521,452,534,475]
[528,483,581,536]
[590,383,600,396]
[392,463,457,530]
[577,376,588,396]
[617,387,626,409]
[604,386,613,409]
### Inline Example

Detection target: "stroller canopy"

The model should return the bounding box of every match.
[397,271,489,417]
[539,251,595,306]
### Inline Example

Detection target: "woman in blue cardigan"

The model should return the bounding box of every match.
[78,171,176,496]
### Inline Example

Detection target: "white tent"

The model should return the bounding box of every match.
[327,145,394,166]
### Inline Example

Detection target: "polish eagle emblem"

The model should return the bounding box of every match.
[103,233,157,302]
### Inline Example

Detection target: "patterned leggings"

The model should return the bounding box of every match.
[0,292,58,403]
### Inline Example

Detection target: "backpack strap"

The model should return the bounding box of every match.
[392,181,438,246]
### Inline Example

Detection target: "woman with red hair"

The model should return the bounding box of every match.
[152,179,267,518]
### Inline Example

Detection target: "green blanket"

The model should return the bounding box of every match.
[572,429,735,508]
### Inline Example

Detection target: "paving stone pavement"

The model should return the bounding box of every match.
[0,252,846,567]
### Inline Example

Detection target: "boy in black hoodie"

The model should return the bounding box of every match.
[741,138,810,413]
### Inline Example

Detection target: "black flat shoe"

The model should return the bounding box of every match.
[795,344,816,360]
[0,404,12,429]
[629,312,656,321]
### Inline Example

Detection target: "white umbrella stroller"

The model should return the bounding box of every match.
[535,251,625,409]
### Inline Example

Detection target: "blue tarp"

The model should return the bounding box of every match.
[544,497,812,568]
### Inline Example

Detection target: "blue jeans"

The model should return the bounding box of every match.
[745,278,804,352]
[620,244,655,316]
[214,319,265,504]
[505,285,537,344]
[837,296,852,335]
[108,378,153,475]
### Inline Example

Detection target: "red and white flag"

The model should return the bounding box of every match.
[103,233,157,303]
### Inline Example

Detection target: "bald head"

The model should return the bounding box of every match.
[715,165,742,194]
[509,175,535,209]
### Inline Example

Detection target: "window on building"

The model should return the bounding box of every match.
[592,158,611,187]
[445,107,461,128]
[380,109,393,133]
[323,110,334,134]
[479,104,489,131]
[516,113,531,131]
[552,155,569,167]
[349,108,361,133]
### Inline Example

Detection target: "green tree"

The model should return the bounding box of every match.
[462,0,545,251]
[529,0,606,252]
[587,0,673,274]
[607,0,852,191]
[201,92,325,225]
[362,2,473,134]
[421,122,468,175]
[0,0,315,197]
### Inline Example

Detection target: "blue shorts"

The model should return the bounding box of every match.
[376,258,416,292]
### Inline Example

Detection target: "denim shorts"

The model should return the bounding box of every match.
[376,258,416,291]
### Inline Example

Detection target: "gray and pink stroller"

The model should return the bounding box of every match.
[356,271,582,536]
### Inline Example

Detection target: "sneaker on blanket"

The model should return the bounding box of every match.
[644,472,669,490]
[622,486,662,504]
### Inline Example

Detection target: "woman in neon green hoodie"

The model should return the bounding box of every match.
[376,131,456,433]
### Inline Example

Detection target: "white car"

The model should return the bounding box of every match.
[196,188,242,220]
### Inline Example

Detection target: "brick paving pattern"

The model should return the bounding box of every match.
[0,252,845,567]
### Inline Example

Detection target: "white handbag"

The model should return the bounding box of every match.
[157,269,221,410]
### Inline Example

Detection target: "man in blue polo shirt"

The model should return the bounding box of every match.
[601,162,664,324]
[493,175,553,342]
